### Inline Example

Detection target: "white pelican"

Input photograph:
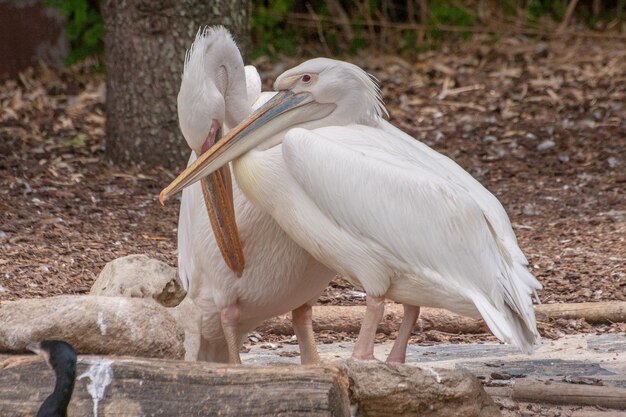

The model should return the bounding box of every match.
[176,28,333,363]
[163,57,542,361]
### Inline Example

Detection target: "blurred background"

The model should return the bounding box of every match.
[2,0,625,75]
[0,1,624,345]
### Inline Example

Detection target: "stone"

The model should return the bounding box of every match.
[0,295,184,359]
[91,254,186,307]
[91,255,201,361]
[345,359,501,417]
[168,297,203,361]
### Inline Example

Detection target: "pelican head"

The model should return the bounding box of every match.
[177,26,248,155]
[273,58,387,126]
[175,26,249,276]
[160,58,387,201]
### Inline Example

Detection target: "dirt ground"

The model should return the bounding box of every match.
[1,35,624,345]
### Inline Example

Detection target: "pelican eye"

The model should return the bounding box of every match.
[301,74,311,83]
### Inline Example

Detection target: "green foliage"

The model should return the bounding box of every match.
[400,31,417,53]
[45,0,104,64]
[251,0,298,59]
[65,133,87,148]
[499,0,519,17]
[527,0,568,21]
[324,32,340,55]
[349,38,367,55]
[428,1,476,40]
[41,0,625,62]
[579,0,626,29]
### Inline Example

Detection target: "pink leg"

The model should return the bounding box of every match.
[352,295,385,360]
[386,304,420,364]
[291,304,320,365]
[220,304,242,364]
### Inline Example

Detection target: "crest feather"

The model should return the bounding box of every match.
[182,26,236,78]
[356,69,388,122]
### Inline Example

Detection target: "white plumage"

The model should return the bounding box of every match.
[166,56,542,361]
[176,27,333,363]
[234,124,539,354]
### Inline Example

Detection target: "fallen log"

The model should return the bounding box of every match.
[258,302,626,336]
[0,355,350,417]
[535,301,626,324]
[511,380,626,410]
[0,355,498,417]
[258,304,488,335]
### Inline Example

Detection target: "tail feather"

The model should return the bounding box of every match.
[502,263,541,336]
[481,215,541,352]
[471,291,539,354]
[514,262,543,292]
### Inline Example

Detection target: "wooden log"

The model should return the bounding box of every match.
[0,355,350,417]
[535,302,626,324]
[511,380,626,410]
[0,355,500,417]
[258,302,626,337]
[258,304,488,336]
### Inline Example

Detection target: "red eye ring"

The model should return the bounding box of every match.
[301,74,311,83]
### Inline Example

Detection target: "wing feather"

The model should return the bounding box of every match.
[282,125,538,350]
[378,121,533,269]
[283,126,502,293]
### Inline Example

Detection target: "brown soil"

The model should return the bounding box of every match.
[1,36,624,342]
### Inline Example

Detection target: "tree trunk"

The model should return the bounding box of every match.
[102,0,249,168]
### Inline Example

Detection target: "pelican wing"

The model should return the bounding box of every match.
[377,121,532,268]
[340,120,540,296]
[282,125,539,351]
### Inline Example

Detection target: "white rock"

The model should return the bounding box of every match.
[91,254,185,307]
[91,255,200,361]
[0,295,184,359]
[167,298,202,361]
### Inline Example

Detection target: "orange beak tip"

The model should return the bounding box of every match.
[159,190,166,205]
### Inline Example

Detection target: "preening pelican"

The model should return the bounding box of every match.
[176,28,333,363]
[164,57,542,361]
